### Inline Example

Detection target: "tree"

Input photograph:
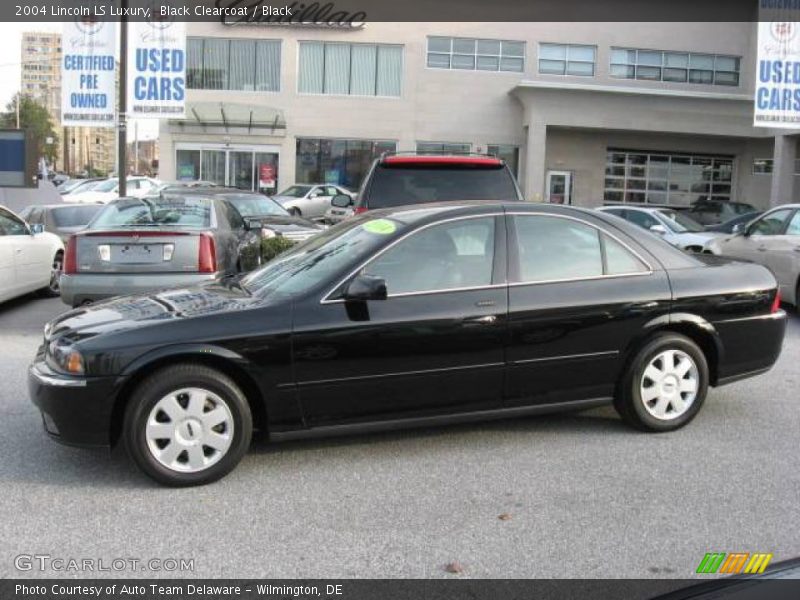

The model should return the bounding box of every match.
[1,94,59,166]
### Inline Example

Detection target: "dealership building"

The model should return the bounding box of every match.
[158,21,797,209]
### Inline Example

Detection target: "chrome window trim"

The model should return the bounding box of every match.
[319,213,504,304]
[506,211,655,285]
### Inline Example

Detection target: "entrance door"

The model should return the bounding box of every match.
[228,151,254,191]
[201,150,226,186]
[546,170,572,205]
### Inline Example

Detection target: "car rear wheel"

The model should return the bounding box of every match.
[37,252,63,297]
[123,364,252,486]
[615,333,709,432]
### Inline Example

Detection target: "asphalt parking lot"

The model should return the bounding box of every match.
[0,295,798,579]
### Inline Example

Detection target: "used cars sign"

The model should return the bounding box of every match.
[755,4,800,128]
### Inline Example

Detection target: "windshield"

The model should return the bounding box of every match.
[50,205,103,227]
[658,210,704,233]
[241,217,403,298]
[93,179,119,193]
[366,164,519,207]
[277,185,312,198]
[88,196,213,229]
[222,194,288,217]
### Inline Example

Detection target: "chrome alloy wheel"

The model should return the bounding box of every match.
[640,350,699,421]
[49,257,62,294]
[145,388,234,473]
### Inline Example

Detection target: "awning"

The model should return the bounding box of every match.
[174,102,286,133]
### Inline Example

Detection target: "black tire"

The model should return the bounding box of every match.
[37,251,63,298]
[615,333,709,432]
[123,364,253,487]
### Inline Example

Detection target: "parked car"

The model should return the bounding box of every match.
[17,203,104,244]
[58,178,103,196]
[598,206,724,253]
[271,184,355,219]
[705,211,762,234]
[65,177,161,204]
[0,205,64,302]
[213,191,324,243]
[327,154,523,221]
[30,202,786,486]
[50,173,69,187]
[706,204,800,311]
[682,199,757,226]
[59,194,260,307]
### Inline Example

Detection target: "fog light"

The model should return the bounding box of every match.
[42,412,60,436]
[97,244,111,262]
[163,243,175,261]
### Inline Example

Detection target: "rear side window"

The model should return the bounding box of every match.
[512,215,648,283]
[365,164,519,208]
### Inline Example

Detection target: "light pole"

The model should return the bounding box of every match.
[118,0,128,195]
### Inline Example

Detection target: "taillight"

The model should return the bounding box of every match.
[354,206,368,215]
[63,235,77,274]
[198,234,216,273]
[771,290,781,313]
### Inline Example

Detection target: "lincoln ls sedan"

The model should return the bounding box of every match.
[29,202,787,486]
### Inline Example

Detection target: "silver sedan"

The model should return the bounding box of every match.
[271,184,355,219]
[707,204,800,310]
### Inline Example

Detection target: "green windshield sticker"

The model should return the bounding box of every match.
[362,219,397,235]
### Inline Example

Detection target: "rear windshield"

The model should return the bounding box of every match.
[89,197,213,229]
[221,194,288,217]
[364,164,519,208]
[50,205,103,227]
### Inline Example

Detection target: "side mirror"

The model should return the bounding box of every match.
[649,224,667,235]
[331,194,353,208]
[30,223,44,235]
[731,223,745,235]
[344,274,387,301]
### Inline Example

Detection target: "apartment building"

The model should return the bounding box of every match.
[20,31,116,175]
[158,22,797,209]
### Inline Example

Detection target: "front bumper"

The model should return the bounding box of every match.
[60,272,217,307]
[28,361,122,447]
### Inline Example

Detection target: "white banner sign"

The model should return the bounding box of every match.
[755,19,800,128]
[61,21,116,127]
[127,19,186,119]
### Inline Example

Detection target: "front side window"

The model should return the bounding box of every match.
[539,43,596,76]
[513,215,647,283]
[363,217,496,295]
[785,211,800,236]
[299,42,402,97]
[0,209,28,235]
[624,210,660,230]
[658,210,704,233]
[750,209,792,235]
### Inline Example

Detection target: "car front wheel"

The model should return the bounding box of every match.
[38,252,63,297]
[123,364,253,486]
[615,333,709,432]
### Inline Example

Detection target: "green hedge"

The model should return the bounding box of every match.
[240,236,297,271]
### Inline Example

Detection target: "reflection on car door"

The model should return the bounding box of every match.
[718,208,793,266]
[763,209,800,299]
[505,213,671,406]
[0,208,50,293]
[292,215,508,426]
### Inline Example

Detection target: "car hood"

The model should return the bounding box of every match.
[672,231,725,244]
[46,282,260,342]
[250,214,322,231]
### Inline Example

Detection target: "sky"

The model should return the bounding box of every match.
[0,22,158,140]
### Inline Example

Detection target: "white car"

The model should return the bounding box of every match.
[598,206,724,253]
[271,184,355,219]
[65,177,161,204]
[0,205,65,303]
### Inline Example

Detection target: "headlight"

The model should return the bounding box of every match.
[46,340,85,375]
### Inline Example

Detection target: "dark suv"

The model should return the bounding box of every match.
[327,153,523,220]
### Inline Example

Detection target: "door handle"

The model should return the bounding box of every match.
[465,315,498,326]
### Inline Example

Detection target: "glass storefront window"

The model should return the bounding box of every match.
[176,150,200,181]
[295,138,397,190]
[177,148,279,192]
[603,149,735,206]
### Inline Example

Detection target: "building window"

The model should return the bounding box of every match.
[753,158,800,175]
[427,37,525,72]
[610,48,740,86]
[296,138,397,189]
[538,44,596,76]
[186,38,281,92]
[604,149,734,205]
[298,42,403,97]
[416,142,472,155]
[487,144,520,175]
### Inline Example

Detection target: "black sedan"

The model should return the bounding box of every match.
[29,202,787,486]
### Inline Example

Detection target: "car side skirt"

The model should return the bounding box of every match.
[269,397,612,442]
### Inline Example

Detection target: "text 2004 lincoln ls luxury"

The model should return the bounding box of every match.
[29,202,786,486]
